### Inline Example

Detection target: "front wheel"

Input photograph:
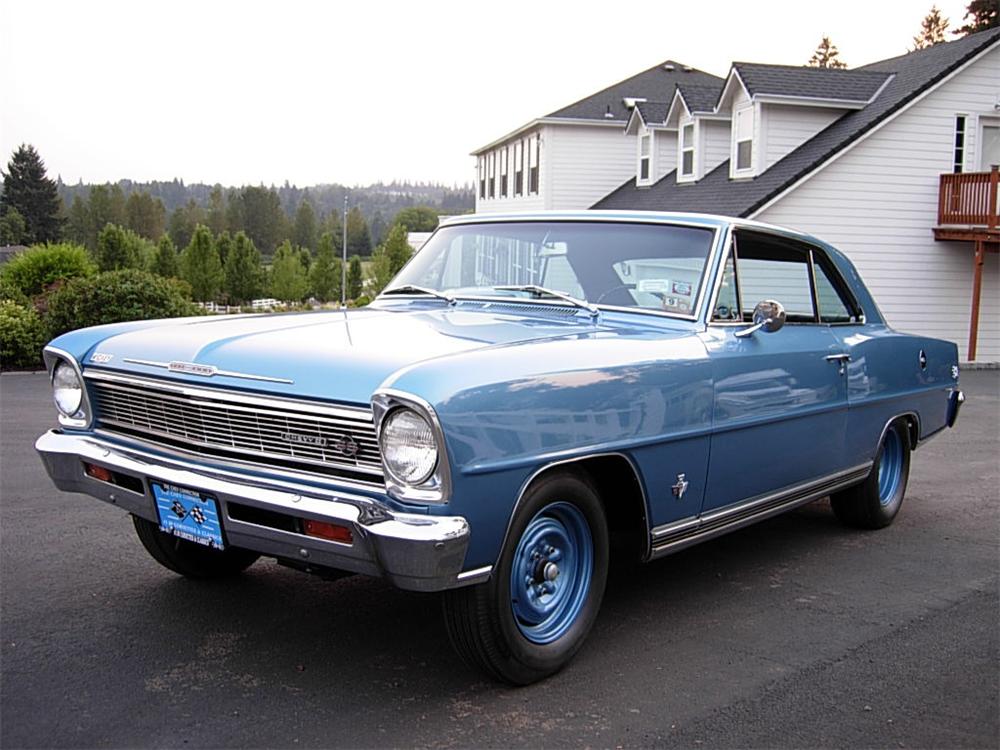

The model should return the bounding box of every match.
[443,472,609,685]
[831,420,911,529]
[132,515,260,578]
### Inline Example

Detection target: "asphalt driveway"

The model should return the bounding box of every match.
[1,370,997,749]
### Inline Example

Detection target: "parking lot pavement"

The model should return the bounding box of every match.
[1,370,997,749]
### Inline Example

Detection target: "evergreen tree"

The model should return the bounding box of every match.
[0,207,26,244]
[152,234,179,278]
[954,0,998,34]
[310,232,341,303]
[322,209,345,254]
[108,184,127,227]
[224,231,264,304]
[1,144,64,243]
[293,197,318,251]
[215,231,234,268]
[270,240,308,301]
[181,224,223,301]
[347,255,363,300]
[383,222,413,276]
[346,206,371,256]
[86,185,114,251]
[808,36,848,68]
[298,247,312,274]
[207,185,228,235]
[913,6,950,48]
[233,186,286,254]
[66,195,89,246]
[168,199,205,250]
[369,246,393,297]
[96,223,151,271]
[369,210,387,246]
[125,191,166,240]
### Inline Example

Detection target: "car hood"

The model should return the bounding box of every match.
[73,304,691,405]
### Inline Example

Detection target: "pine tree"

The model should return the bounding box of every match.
[808,36,848,68]
[383,222,413,276]
[347,255,363,300]
[913,6,950,49]
[0,207,26,244]
[181,224,223,301]
[270,240,308,302]
[215,231,234,268]
[124,191,166,240]
[309,232,342,303]
[369,246,394,297]
[152,234,179,278]
[346,207,371,256]
[206,186,227,235]
[224,231,264,304]
[168,199,205,250]
[954,0,999,35]
[66,195,89,246]
[96,223,148,271]
[1,144,64,243]
[293,197,318,251]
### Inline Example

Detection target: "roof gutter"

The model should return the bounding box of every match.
[470,117,627,155]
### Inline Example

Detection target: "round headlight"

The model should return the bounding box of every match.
[380,408,438,485]
[52,360,83,417]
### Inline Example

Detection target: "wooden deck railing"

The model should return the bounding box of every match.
[938,166,999,229]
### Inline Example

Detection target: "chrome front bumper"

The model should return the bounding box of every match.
[36,430,482,592]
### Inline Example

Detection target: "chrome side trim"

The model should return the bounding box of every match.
[371,389,453,504]
[85,370,369,421]
[648,462,872,560]
[43,346,94,429]
[497,452,651,567]
[456,565,493,584]
[122,358,294,384]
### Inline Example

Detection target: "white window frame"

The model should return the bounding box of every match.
[954,114,967,174]
[678,121,697,182]
[732,104,754,177]
[528,134,540,195]
[514,139,524,196]
[638,129,653,185]
[977,115,999,172]
[500,146,509,198]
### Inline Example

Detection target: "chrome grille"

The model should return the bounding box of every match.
[87,373,383,483]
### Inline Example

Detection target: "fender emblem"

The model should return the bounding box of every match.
[671,473,689,500]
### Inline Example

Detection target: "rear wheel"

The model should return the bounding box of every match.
[443,472,608,685]
[132,515,259,578]
[831,420,911,529]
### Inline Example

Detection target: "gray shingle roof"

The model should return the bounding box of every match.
[676,83,724,114]
[733,62,891,102]
[634,101,671,125]
[594,28,1000,217]
[547,60,722,121]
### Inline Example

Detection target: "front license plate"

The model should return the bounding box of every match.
[151,482,224,550]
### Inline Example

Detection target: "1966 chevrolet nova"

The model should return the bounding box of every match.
[36,212,964,684]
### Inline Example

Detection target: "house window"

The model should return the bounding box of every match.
[734,106,753,172]
[639,133,651,181]
[681,123,695,177]
[954,116,966,173]
[479,157,486,199]
[488,152,496,198]
[529,135,540,194]
[500,147,509,198]
[514,140,524,196]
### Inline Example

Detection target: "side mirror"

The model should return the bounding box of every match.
[735,299,786,338]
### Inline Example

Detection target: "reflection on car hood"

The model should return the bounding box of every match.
[75,304,687,405]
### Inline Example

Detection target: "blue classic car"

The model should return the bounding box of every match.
[36,212,964,684]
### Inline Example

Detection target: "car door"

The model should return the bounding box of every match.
[699,230,850,513]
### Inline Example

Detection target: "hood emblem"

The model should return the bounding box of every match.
[122,358,293,384]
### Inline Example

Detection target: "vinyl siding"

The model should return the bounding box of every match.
[760,104,844,171]
[475,128,547,213]
[655,128,678,181]
[701,120,731,175]
[756,48,1000,361]
[546,124,637,209]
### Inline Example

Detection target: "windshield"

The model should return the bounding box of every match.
[387,221,716,316]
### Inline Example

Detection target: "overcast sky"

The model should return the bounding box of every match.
[0,0,974,188]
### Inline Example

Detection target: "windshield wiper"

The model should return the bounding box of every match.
[381,285,456,305]
[493,284,599,318]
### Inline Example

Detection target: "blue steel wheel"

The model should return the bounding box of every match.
[509,502,594,645]
[831,421,911,530]
[442,471,609,685]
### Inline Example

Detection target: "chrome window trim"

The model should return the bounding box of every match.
[371,389,453,504]
[84,370,372,422]
[379,218,723,324]
[43,346,93,429]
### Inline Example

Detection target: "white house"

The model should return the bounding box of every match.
[471,61,722,213]
[472,30,1000,362]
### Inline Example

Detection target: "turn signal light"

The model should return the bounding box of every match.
[303,519,353,544]
[84,463,113,483]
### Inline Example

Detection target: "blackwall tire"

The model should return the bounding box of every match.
[831,421,911,530]
[442,471,609,685]
[132,515,260,578]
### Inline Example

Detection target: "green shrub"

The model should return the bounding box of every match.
[0,277,29,306]
[0,242,96,296]
[0,300,46,370]
[46,269,201,338]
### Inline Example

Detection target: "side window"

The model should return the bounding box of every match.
[712,251,741,321]
[814,259,859,323]
[737,256,815,322]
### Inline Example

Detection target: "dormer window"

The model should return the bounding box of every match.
[733,105,754,175]
[681,124,695,177]
[639,133,651,181]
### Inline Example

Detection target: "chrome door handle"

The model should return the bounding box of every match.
[825,352,851,375]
